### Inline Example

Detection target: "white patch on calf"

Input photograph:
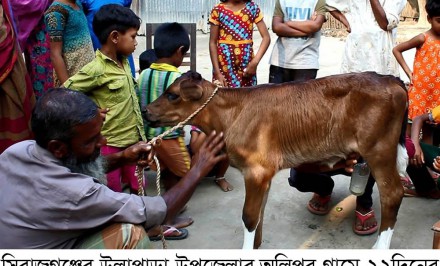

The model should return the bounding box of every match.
[242,221,256,249]
[396,144,408,177]
[372,228,394,249]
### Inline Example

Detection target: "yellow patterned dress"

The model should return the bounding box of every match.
[209,1,263,87]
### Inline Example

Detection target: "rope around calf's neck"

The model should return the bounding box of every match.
[134,86,219,249]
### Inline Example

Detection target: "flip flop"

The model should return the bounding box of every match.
[149,226,188,241]
[401,176,417,197]
[307,193,331,215]
[353,210,378,235]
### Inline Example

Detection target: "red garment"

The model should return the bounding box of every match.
[0,0,18,83]
[405,135,415,158]
[0,0,35,153]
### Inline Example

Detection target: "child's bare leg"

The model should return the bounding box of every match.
[214,156,233,192]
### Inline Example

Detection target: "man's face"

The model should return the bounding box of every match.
[69,112,106,164]
[63,154,106,183]
[61,112,107,180]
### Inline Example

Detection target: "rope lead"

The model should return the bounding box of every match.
[135,86,220,249]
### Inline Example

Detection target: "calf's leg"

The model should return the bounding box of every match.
[254,180,271,248]
[241,167,275,249]
[366,148,404,249]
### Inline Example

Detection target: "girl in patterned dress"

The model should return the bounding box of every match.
[393,0,440,120]
[209,0,270,87]
[45,0,95,86]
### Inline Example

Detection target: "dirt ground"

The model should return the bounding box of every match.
[134,21,438,249]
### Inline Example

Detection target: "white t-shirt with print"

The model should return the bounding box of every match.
[269,0,323,70]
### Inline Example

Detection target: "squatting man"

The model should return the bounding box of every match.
[0,88,226,249]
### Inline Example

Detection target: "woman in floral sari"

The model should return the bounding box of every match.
[0,0,35,153]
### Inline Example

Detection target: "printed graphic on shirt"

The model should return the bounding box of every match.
[281,0,318,21]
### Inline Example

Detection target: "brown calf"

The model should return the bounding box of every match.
[144,71,408,249]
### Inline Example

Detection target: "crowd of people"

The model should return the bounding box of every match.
[0,0,439,249]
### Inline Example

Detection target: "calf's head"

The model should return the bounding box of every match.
[143,71,215,127]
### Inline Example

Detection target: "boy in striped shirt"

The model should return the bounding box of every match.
[138,23,194,236]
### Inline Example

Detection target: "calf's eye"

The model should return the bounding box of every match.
[166,93,179,101]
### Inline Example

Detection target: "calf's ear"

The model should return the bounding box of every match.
[180,79,203,101]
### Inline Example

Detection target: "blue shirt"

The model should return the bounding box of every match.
[79,0,136,76]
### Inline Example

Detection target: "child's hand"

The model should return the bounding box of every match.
[406,71,413,81]
[213,72,227,87]
[99,108,109,120]
[244,60,258,78]
[411,142,425,167]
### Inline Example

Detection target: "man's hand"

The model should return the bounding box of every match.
[160,131,227,223]
[297,153,359,173]
[343,153,359,173]
[122,141,154,167]
[104,141,154,173]
[190,131,227,180]
[332,153,359,173]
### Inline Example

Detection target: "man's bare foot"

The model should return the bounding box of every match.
[215,177,233,192]
[147,225,165,237]
[170,215,194,229]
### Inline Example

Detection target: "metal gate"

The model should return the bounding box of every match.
[132,0,276,34]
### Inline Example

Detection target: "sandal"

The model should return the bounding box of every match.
[307,193,331,215]
[353,210,378,235]
[401,176,417,197]
[148,226,188,241]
